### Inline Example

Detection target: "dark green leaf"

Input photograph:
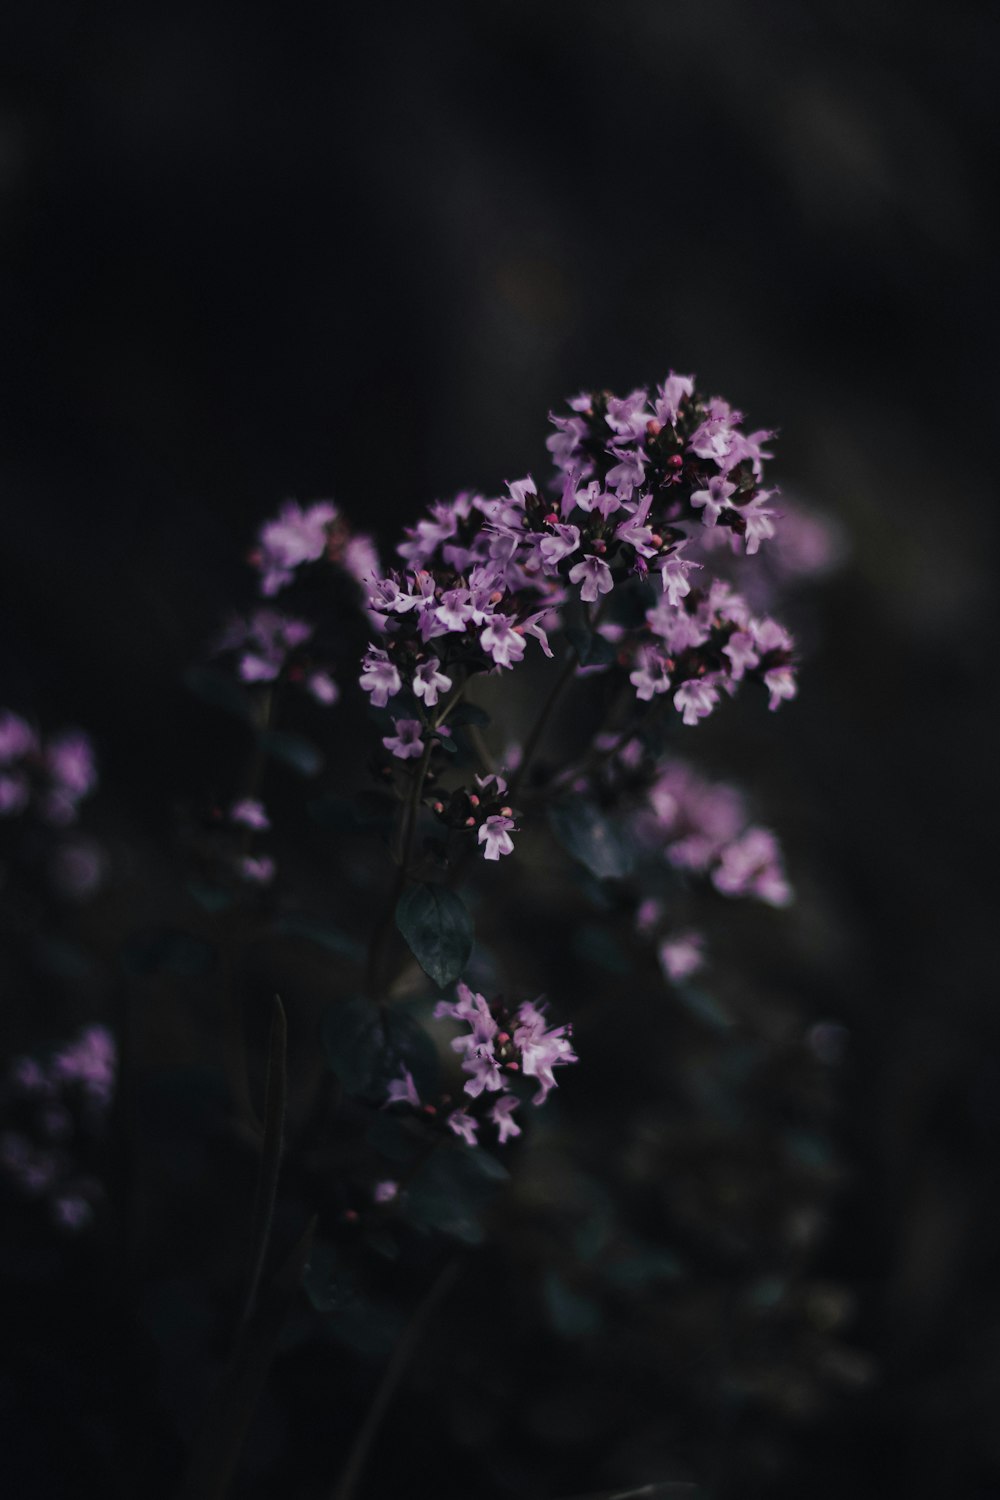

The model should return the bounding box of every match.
[302,1242,356,1313]
[566,623,592,665]
[366,1111,427,1165]
[183,665,256,724]
[395,883,473,987]
[673,984,735,1031]
[121,928,218,978]
[187,880,236,914]
[543,1271,602,1339]
[403,1142,509,1244]
[549,800,634,879]
[322,997,381,1095]
[327,1296,403,1359]
[571,927,631,975]
[271,912,365,962]
[307,791,396,833]
[258,729,324,777]
[447,702,491,728]
[603,1247,683,1290]
[322,997,438,1099]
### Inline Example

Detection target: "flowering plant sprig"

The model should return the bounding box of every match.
[187,373,807,1167]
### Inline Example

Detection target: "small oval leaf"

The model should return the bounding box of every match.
[395,883,473,987]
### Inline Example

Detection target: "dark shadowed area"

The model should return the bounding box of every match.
[2,3,998,1498]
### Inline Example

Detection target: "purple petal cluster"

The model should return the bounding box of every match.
[251,498,380,601]
[359,374,796,784]
[638,757,793,908]
[427,982,577,1143]
[0,710,98,830]
[1,1025,117,1233]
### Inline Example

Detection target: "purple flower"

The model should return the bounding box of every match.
[512,1000,577,1105]
[568,554,613,603]
[256,500,337,595]
[46,731,97,800]
[688,417,737,470]
[690,476,736,528]
[374,1179,399,1203]
[386,1069,422,1109]
[538,523,581,569]
[519,609,555,658]
[240,854,276,885]
[0,710,37,763]
[546,413,590,475]
[447,1110,479,1146]
[435,588,473,633]
[674,677,721,726]
[658,932,705,981]
[227,609,313,683]
[0,773,29,817]
[712,827,792,907]
[412,658,452,708]
[360,646,402,708]
[462,1049,504,1098]
[605,446,646,495]
[230,798,270,830]
[629,646,672,702]
[342,534,381,592]
[489,1094,522,1144]
[51,1025,117,1108]
[478,814,516,861]
[605,388,650,439]
[722,631,759,681]
[764,664,797,711]
[613,496,658,557]
[480,614,526,669]
[652,371,694,427]
[742,492,778,554]
[652,551,699,605]
[382,719,424,760]
[305,671,339,706]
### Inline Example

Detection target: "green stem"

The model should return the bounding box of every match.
[364,685,465,1002]
[509,649,578,801]
[330,1258,462,1500]
[240,995,288,1330]
[176,1216,316,1500]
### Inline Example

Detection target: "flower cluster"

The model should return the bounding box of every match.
[639,757,793,908]
[357,374,798,864]
[0,710,97,826]
[215,498,382,708]
[215,608,339,706]
[251,498,379,602]
[0,710,104,899]
[384,983,577,1147]
[0,1024,117,1232]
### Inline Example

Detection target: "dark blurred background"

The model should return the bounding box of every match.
[2,1,999,1496]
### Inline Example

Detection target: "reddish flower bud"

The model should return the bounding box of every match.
[464,816,476,827]
[468,794,480,807]
[646,419,662,438]
[668,453,683,468]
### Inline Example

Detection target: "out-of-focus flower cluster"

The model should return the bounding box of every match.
[0,1024,117,1232]
[0,710,97,827]
[0,709,104,899]
[214,499,381,707]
